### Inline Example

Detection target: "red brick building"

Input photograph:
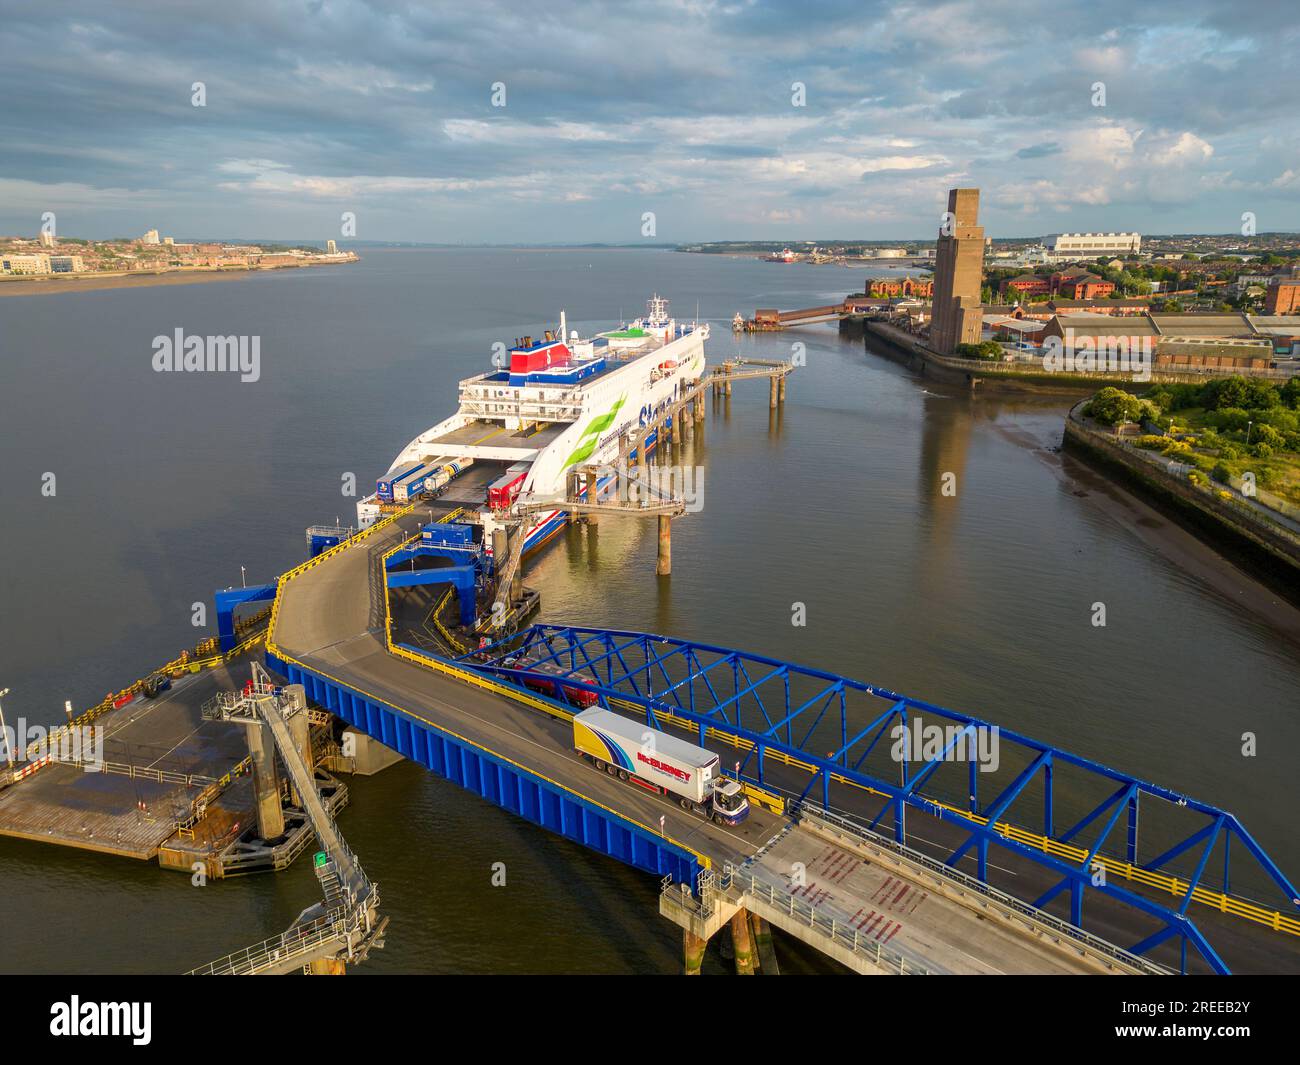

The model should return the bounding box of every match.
[866,275,933,298]
[1265,279,1300,314]
[1001,273,1051,297]
[1052,270,1115,299]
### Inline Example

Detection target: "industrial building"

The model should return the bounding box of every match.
[1043,232,1141,262]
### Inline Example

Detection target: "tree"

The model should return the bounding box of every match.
[1084,387,1145,426]
[1202,376,1250,411]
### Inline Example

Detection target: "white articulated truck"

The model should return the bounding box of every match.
[572,708,750,826]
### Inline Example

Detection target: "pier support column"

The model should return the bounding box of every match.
[246,717,285,841]
[683,929,707,976]
[585,470,600,526]
[284,684,312,808]
[656,515,671,576]
[492,527,508,571]
[509,527,523,603]
[769,376,778,409]
[308,958,346,976]
[694,386,704,422]
[751,915,780,975]
[779,375,787,404]
[672,414,681,445]
[730,910,756,975]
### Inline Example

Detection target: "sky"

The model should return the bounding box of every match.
[2,0,1298,244]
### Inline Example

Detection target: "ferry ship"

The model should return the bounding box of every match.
[356,296,708,557]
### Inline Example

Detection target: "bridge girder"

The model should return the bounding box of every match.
[455,623,1300,975]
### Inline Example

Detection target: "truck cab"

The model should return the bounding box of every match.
[709,779,750,826]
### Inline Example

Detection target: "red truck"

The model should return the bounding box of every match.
[487,462,530,509]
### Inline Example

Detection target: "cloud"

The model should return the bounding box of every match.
[0,0,1296,241]
[1016,143,1062,160]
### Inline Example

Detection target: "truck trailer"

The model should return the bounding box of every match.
[572,708,750,825]
[376,461,423,503]
[377,457,474,504]
[487,462,531,509]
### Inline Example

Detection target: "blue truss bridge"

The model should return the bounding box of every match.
[247,505,1299,975]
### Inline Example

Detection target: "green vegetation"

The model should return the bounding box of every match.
[1088,376,1300,507]
[954,340,1004,361]
[1082,387,1159,426]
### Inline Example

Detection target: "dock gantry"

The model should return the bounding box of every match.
[191,663,386,975]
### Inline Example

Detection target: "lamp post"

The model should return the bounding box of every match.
[0,688,12,769]
[1247,420,1253,444]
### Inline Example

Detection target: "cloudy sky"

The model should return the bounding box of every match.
[2,0,1297,243]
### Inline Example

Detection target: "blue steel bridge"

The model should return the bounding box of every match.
[254,505,1300,975]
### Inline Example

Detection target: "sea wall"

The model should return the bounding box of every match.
[857,318,1282,394]
[1063,405,1300,594]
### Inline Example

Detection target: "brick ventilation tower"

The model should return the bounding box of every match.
[930,188,985,354]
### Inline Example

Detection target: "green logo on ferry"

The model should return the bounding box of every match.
[563,393,626,469]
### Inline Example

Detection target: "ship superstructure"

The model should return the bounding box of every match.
[357,296,708,555]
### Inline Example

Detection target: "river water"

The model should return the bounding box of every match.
[1,248,1297,974]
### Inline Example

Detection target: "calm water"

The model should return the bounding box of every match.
[1,249,1297,974]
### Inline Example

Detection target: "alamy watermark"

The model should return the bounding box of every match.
[1043,328,1151,383]
[583,460,704,512]
[2,718,105,771]
[152,329,261,382]
[890,716,1001,773]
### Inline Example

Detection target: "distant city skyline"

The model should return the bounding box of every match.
[3,0,1298,244]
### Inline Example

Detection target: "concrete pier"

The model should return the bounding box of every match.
[508,527,523,602]
[657,515,671,576]
[245,718,285,841]
[769,377,778,408]
[683,929,707,975]
[752,914,780,974]
[730,909,756,975]
[585,470,600,525]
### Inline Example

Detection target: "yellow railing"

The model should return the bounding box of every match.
[268,503,1299,936]
[278,644,711,871]
[614,705,1299,937]
[266,506,712,874]
[268,502,424,648]
[64,623,269,735]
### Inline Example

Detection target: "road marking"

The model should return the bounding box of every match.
[340,659,766,857]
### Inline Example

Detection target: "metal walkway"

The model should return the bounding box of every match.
[192,664,384,974]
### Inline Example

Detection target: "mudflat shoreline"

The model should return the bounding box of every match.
[0,261,352,298]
